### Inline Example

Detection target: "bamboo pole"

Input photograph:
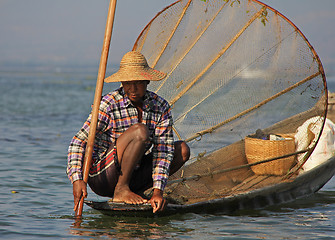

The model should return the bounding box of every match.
[169,7,266,106]
[155,0,229,93]
[75,0,117,217]
[151,0,192,69]
[185,71,321,143]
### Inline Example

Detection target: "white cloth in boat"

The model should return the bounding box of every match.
[295,117,335,172]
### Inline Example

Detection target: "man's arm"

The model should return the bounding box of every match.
[150,102,174,212]
[72,180,87,211]
[149,188,166,213]
[67,97,113,209]
[67,96,113,183]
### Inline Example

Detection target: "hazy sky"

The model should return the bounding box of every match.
[0,0,334,70]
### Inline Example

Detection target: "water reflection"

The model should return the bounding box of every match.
[69,212,192,239]
[66,190,335,239]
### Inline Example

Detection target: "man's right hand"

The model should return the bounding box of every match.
[73,180,87,211]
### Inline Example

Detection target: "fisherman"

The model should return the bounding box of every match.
[67,51,190,213]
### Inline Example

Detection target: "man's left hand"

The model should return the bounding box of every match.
[149,189,166,213]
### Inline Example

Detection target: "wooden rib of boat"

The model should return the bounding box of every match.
[85,101,335,216]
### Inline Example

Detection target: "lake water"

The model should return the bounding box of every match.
[1,64,335,239]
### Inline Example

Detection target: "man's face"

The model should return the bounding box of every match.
[122,80,149,103]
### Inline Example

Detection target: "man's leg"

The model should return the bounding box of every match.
[113,123,149,204]
[169,141,190,176]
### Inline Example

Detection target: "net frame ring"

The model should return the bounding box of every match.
[195,133,203,141]
[133,0,328,158]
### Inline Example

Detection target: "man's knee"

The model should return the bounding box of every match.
[175,141,190,163]
[131,123,149,143]
[181,141,190,162]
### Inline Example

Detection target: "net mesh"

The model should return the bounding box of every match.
[134,0,326,158]
[134,0,327,203]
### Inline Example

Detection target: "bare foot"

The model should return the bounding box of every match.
[113,185,148,205]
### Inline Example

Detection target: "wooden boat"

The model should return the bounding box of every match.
[85,157,335,216]
[85,0,335,216]
[85,101,335,216]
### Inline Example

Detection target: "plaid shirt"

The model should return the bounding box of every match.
[66,87,174,191]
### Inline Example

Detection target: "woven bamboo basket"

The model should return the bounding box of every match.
[245,134,296,175]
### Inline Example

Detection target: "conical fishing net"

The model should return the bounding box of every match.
[133,0,327,203]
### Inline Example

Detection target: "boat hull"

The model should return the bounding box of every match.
[85,156,335,216]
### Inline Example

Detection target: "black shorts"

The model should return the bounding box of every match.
[88,147,153,197]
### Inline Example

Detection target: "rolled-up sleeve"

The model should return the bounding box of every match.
[66,121,89,183]
[66,100,112,183]
[152,106,174,191]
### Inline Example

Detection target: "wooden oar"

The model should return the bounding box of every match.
[75,0,118,217]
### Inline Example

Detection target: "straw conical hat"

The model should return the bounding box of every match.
[105,51,166,82]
